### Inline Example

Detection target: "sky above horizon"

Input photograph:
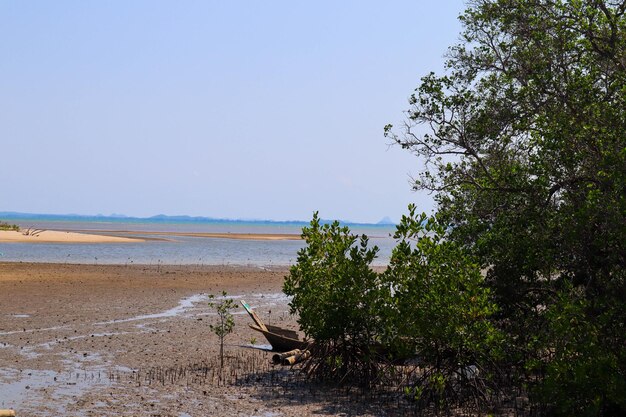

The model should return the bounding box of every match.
[1,1,465,224]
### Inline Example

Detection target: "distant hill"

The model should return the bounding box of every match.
[0,211,396,228]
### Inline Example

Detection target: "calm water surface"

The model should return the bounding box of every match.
[0,219,396,266]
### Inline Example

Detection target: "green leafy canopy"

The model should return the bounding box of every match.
[386,1,626,414]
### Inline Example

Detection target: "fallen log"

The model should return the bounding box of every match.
[282,349,311,366]
[0,410,16,417]
[272,349,302,364]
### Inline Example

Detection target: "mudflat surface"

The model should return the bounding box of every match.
[0,262,378,416]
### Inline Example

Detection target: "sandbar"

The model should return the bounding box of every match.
[69,229,303,240]
[0,230,144,243]
[0,229,302,243]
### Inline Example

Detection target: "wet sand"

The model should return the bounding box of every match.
[0,262,359,416]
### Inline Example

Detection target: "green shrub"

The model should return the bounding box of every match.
[283,212,383,383]
[0,221,19,232]
[285,208,503,408]
[381,205,502,407]
[529,283,626,416]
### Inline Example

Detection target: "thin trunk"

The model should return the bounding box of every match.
[220,338,224,368]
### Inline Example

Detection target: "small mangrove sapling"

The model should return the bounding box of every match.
[208,291,237,368]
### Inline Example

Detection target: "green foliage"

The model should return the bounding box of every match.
[284,212,380,342]
[529,281,626,416]
[384,205,500,357]
[382,205,502,407]
[208,291,237,368]
[283,212,383,382]
[0,221,19,231]
[285,209,501,406]
[387,0,626,414]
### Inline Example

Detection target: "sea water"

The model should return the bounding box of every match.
[0,218,397,266]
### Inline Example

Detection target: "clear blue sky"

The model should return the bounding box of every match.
[1,1,465,223]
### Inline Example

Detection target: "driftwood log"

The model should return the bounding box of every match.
[281,350,311,366]
[272,349,303,364]
[271,348,311,365]
[0,410,16,417]
[282,350,311,365]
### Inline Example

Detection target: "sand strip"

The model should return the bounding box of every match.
[56,229,303,240]
[0,230,144,243]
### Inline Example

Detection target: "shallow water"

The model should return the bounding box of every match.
[0,219,396,266]
[0,325,69,336]
[96,293,210,325]
[0,367,116,413]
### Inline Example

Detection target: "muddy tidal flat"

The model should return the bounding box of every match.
[0,262,391,416]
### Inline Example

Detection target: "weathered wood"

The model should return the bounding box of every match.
[0,410,16,417]
[240,300,268,332]
[272,349,302,364]
[282,349,311,366]
[266,324,299,340]
[248,324,309,352]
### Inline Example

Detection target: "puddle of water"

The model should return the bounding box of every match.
[242,343,273,351]
[16,331,135,360]
[0,325,69,336]
[134,322,158,331]
[0,367,112,411]
[90,292,292,325]
[18,345,43,360]
[242,293,292,309]
[62,351,106,369]
[96,294,209,325]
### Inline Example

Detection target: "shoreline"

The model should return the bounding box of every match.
[67,229,303,240]
[0,230,144,243]
[0,229,302,244]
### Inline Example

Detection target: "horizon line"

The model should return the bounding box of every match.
[0,210,397,227]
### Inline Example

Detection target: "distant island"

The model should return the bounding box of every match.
[376,216,395,225]
[0,211,396,227]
